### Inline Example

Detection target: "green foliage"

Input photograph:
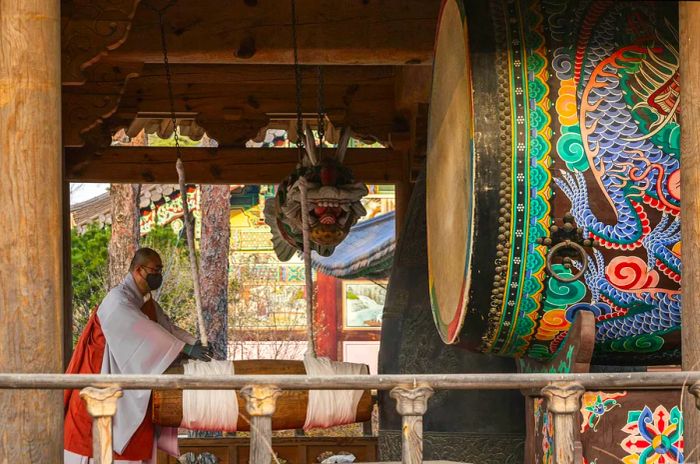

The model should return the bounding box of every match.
[71,224,110,345]
[147,132,201,148]
[143,225,198,335]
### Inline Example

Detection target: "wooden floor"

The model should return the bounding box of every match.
[157,436,378,464]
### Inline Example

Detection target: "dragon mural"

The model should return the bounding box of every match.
[426,0,681,364]
[538,0,681,363]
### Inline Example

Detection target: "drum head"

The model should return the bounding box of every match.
[426,0,474,344]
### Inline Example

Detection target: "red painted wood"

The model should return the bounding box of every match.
[315,273,339,359]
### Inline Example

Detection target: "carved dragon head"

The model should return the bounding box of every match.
[264,126,368,261]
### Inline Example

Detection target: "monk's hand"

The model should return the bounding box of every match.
[183,341,212,361]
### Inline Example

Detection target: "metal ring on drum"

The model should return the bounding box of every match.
[545,241,587,284]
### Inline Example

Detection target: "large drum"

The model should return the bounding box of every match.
[427,0,681,364]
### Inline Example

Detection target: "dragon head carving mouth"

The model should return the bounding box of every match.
[264,126,368,260]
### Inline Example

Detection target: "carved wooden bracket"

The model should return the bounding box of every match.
[241,385,281,464]
[62,0,141,85]
[240,385,282,417]
[62,64,142,147]
[80,386,123,464]
[541,382,585,464]
[196,114,270,147]
[689,382,700,409]
[390,386,434,464]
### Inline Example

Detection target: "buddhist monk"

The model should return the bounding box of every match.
[64,247,212,464]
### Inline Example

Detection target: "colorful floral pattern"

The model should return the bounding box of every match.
[534,398,554,464]
[620,405,683,464]
[580,391,626,433]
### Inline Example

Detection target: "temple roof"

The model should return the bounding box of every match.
[311,212,395,279]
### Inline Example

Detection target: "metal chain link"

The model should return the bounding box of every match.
[156,10,181,158]
[316,66,325,158]
[290,0,305,161]
[147,0,209,346]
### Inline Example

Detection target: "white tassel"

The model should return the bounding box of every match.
[181,360,238,432]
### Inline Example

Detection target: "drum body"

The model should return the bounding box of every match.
[152,360,373,430]
[427,0,681,364]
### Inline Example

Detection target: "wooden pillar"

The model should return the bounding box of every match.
[80,387,123,464]
[390,386,434,464]
[681,1,700,455]
[63,179,74,368]
[541,382,584,464]
[0,0,63,461]
[241,385,281,464]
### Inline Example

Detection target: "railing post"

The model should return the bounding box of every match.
[688,382,700,410]
[541,382,584,464]
[79,386,123,464]
[241,385,281,464]
[390,386,434,464]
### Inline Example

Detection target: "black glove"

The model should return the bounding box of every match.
[183,340,213,361]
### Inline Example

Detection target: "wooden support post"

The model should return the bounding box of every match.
[63,179,74,368]
[80,387,123,464]
[0,0,63,460]
[681,1,700,456]
[688,383,700,409]
[241,385,282,464]
[541,382,584,464]
[390,386,434,464]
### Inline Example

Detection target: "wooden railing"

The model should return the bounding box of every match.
[2,372,700,464]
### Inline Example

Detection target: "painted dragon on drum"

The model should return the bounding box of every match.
[542,0,681,362]
[426,0,682,365]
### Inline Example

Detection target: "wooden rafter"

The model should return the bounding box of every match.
[64,147,406,184]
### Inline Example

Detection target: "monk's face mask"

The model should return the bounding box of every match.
[141,267,163,291]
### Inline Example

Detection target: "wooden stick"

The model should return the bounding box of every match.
[241,385,282,464]
[79,386,123,464]
[2,372,700,391]
[175,158,208,346]
[541,382,584,464]
[298,177,316,356]
[390,386,434,464]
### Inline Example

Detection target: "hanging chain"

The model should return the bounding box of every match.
[157,10,181,158]
[290,0,305,163]
[146,0,209,347]
[316,66,325,158]
[143,1,181,155]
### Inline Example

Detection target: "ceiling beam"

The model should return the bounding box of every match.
[93,0,439,67]
[62,64,402,146]
[65,147,404,184]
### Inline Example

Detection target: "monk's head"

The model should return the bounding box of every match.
[129,247,163,295]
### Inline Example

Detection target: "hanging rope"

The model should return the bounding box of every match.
[290,0,316,357]
[149,1,208,346]
[299,177,315,357]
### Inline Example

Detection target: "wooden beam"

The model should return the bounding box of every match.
[65,147,405,184]
[0,0,64,460]
[681,0,700,456]
[89,0,439,67]
[62,64,400,146]
[61,0,140,84]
